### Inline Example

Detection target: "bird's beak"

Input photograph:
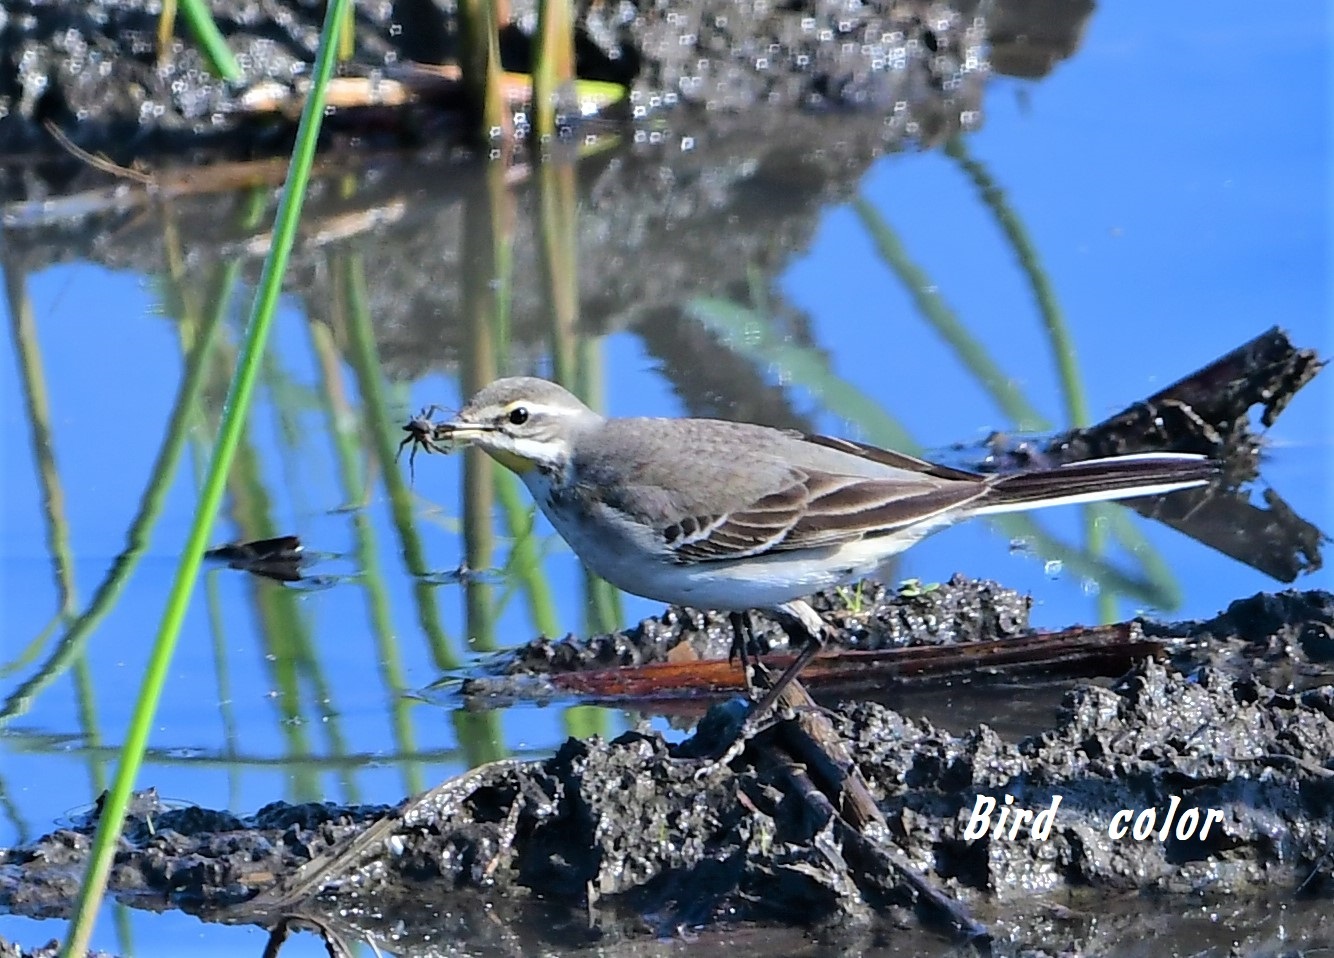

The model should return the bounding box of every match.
[432,419,537,475]
[431,420,492,447]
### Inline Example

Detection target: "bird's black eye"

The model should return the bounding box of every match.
[507,406,529,426]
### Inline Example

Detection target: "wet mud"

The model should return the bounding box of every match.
[1,327,1327,953]
[0,0,1005,159]
[2,579,1332,955]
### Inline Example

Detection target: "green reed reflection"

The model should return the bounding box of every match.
[460,167,511,653]
[0,261,232,723]
[852,183,1180,615]
[311,295,424,798]
[223,385,331,800]
[459,0,510,142]
[495,477,560,637]
[943,138,1117,621]
[173,203,263,818]
[574,339,623,639]
[2,254,77,673]
[533,159,615,737]
[533,0,575,140]
[339,252,459,670]
[852,197,1047,431]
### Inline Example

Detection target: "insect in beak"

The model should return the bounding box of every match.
[396,404,453,481]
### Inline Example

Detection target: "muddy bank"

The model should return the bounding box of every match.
[0,0,1083,161]
[2,580,1332,953]
[477,574,1034,686]
[459,579,1334,710]
[0,0,993,173]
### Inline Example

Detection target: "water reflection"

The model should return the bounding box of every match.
[0,8,1330,949]
[3,136,1325,755]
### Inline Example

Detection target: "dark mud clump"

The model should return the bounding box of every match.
[491,573,1031,676]
[3,590,1333,952]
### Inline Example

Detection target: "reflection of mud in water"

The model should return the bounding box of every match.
[0,0,1065,367]
[0,0,1095,412]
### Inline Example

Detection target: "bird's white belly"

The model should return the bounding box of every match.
[531,484,896,610]
[655,546,883,610]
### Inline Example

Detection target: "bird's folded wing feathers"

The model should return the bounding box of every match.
[577,419,987,564]
[802,434,983,483]
[665,469,983,562]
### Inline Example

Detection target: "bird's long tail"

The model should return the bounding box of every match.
[972,453,1217,515]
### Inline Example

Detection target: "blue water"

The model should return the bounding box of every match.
[1,4,1330,954]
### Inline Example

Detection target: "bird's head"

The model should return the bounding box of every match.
[433,376,601,476]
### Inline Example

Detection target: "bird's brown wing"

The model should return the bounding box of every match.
[576,418,986,564]
[665,468,985,563]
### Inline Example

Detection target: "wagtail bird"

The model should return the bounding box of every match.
[417,376,1216,719]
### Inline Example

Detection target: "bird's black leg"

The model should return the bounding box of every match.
[696,599,829,775]
[731,616,773,699]
[728,610,757,695]
[743,599,827,725]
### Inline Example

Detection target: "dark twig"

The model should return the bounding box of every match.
[769,679,991,947]
[247,758,525,914]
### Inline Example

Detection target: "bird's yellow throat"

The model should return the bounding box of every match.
[483,446,537,475]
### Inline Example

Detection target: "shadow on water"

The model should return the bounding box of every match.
[0,3,1331,954]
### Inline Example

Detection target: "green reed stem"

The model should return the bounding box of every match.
[177,0,243,82]
[156,0,178,64]
[459,0,510,141]
[161,166,338,798]
[176,202,263,817]
[338,0,356,62]
[185,384,247,809]
[533,0,575,140]
[59,1,346,951]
